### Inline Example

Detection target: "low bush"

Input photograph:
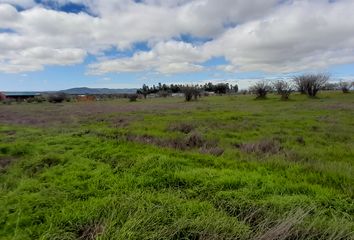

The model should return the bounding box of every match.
[47,93,67,103]
[128,94,139,102]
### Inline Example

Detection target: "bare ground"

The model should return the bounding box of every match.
[0,100,197,127]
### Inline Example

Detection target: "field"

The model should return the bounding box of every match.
[0,92,353,239]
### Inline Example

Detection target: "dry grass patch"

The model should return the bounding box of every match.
[78,222,105,240]
[168,122,195,134]
[0,156,15,170]
[235,138,282,155]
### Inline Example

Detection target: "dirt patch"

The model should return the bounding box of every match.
[0,100,197,127]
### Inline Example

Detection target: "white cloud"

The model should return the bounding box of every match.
[1,0,354,74]
[88,41,207,74]
[204,0,354,73]
[0,0,35,8]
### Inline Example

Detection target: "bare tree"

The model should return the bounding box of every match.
[339,81,353,93]
[293,75,307,94]
[273,80,293,100]
[249,81,272,99]
[293,73,329,97]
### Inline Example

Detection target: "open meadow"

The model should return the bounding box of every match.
[0,92,353,239]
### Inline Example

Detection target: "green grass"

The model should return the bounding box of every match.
[0,92,353,239]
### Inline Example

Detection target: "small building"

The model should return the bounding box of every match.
[147,93,159,98]
[171,93,184,97]
[4,92,41,101]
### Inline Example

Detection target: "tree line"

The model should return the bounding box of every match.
[137,73,353,101]
[137,82,239,99]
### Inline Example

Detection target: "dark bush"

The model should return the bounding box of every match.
[48,93,67,103]
[182,86,199,102]
[214,83,230,94]
[293,73,329,97]
[273,80,293,100]
[249,81,272,99]
[128,94,138,102]
[339,81,352,93]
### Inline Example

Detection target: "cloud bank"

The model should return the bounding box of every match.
[1,0,354,74]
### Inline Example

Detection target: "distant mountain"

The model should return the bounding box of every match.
[60,87,137,95]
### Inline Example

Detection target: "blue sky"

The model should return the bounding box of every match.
[1,0,354,91]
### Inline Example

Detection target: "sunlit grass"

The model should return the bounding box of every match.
[0,92,353,239]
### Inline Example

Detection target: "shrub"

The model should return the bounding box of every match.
[128,94,138,102]
[47,93,67,103]
[293,73,329,97]
[273,80,293,100]
[182,86,199,102]
[249,81,272,99]
[339,81,352,93]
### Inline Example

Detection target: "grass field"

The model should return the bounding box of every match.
[0,92,353,239]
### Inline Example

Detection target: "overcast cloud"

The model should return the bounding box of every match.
[0,0,354,75]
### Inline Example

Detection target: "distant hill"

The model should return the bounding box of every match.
[60,87,137,95]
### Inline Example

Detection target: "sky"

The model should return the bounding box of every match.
[0,0,354,91]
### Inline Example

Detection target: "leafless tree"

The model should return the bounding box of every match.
[273,80,293,100]
[249,81,272,99]
[293,73,329,97]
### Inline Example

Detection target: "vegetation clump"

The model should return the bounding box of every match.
[182,86,200,101]
[249,81,272,99]
[293,73,329,97]
[128,94,139,102]
[235,138,282,155]
[47,92,68,103]
[273,80,293,100]
[339,81,353,93]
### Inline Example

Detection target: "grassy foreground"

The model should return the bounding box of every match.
[0,92,353,239]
